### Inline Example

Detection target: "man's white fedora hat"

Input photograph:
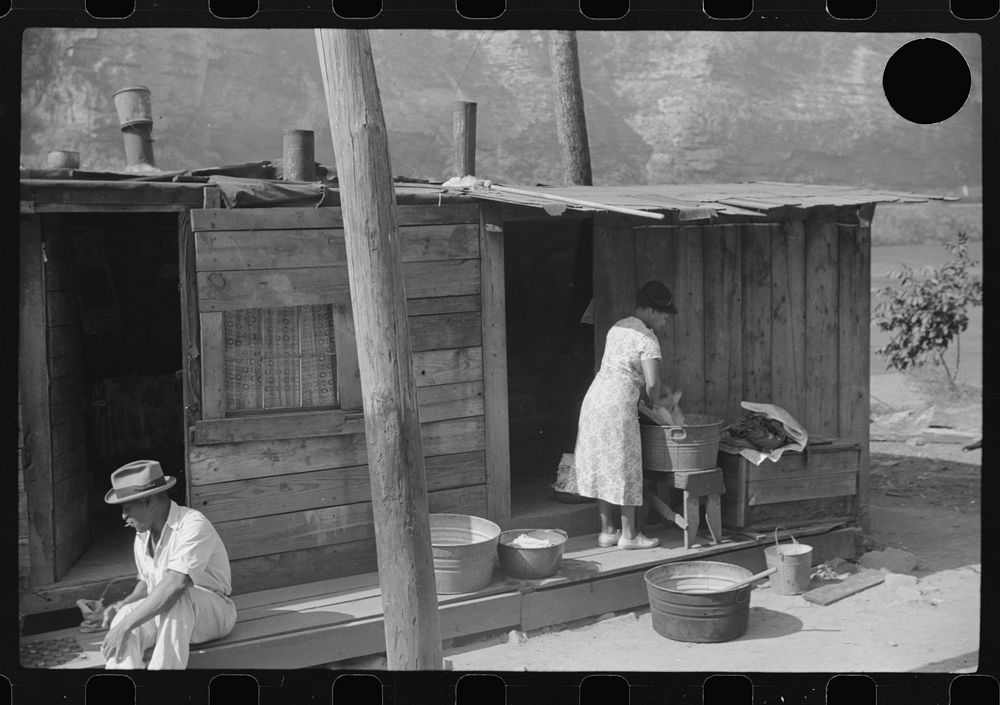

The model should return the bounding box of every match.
[104,460,176,505]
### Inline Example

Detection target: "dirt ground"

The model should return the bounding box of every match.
[444,375,983,674]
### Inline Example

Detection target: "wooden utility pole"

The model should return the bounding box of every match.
[452,101,477,176]
[314,28,443,670]
[549,30,593,186]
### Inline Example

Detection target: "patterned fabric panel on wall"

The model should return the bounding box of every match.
[224,304,337,413]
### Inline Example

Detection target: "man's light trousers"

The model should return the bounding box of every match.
[104,586,237,670]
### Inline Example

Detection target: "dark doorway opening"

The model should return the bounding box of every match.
[57,212,185,586]
[503,218,595,532]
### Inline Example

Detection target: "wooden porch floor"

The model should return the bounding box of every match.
[22,521,858,670]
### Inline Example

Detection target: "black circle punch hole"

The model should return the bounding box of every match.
[85,0,134,19]
[457,0,506,19]
[883,38,971,125]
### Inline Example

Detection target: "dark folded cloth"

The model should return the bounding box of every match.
[722,412,789,452]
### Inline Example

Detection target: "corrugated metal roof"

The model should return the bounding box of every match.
[438,180,948,220]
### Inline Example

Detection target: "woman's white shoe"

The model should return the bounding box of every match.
[617,533,660,550]
[597,530,622,548]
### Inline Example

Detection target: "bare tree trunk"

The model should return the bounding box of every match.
[314,28,443,670]
[549,30,593,186]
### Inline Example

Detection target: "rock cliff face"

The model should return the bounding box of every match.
[20,29,981,194]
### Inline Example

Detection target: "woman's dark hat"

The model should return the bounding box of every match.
[637,280,679,314]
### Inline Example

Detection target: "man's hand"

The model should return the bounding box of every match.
[101,601,122,629]
[101,617,131,663]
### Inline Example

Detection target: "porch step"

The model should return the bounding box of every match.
[510,496,599,538]
[19,571,138,633]
[25,523,859,669]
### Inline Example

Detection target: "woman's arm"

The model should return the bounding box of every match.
[640,358,660,405]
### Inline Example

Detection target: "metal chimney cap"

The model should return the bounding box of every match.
[113,85,151,97]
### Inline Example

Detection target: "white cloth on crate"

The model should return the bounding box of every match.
[105,501,237,670]
[718,401,809,466]
[572,317,661,506]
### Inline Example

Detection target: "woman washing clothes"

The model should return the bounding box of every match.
[572,280,677,550]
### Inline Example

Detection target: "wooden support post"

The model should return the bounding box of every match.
[202,185,222,210]
[549,30,593,186]
[850,204,874,533]
[480,203,510,529]
[20,215,56,586]
[683,493,700,549]
[315,28,443,670]
[178,211,201,503]
[452,101,477,177]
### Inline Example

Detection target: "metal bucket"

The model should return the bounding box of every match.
[644,561,754,642]
[497,529,568,579]
[429,513,501,594]
[113,86,153,128]
[641,414,723,472]
[764,529,814,595]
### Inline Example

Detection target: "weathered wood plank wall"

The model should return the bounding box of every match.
[675,226,706,413]
[596,210,867,439]
[741,224,773,405]
[702,225,743,423]
[771,220,808,425]
[804,214,841,438]
[594,208,870,525]
[634,226,678,390]
[189,204,492,593]
[592,214,636,369]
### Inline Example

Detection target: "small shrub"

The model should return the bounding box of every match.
[873,232,983,392]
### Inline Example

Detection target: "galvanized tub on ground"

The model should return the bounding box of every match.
[643,560,755,642]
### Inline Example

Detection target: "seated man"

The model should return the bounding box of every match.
[101,460,237,669]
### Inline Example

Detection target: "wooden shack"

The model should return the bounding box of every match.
[18,175,937,603]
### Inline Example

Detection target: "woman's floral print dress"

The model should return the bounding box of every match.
[572,317,661,506]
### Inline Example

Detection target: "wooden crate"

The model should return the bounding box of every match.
[719,440,860,530]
